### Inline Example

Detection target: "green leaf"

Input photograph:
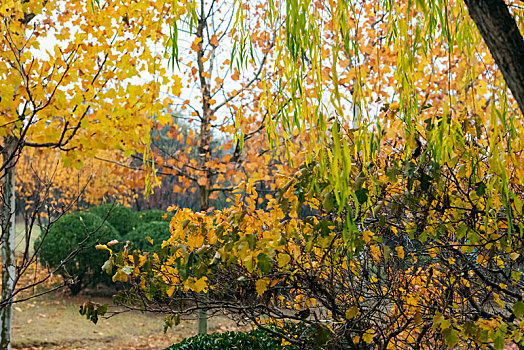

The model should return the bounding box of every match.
[456,223,468,240]
[463,321,477,337]
[278,254,291,268]
[313,325,333,346]
[257,253,273,274]
[513,301,524,319]
[322,192,335,212]
[512,270,521,282]
[475,182,487,196]
[494,335,504,350]
[442,328,459,347]
[97,304,108,316]
[79,302,107,325]
[355,188,369,205]
[418,230,428,243]
[419,172,432,191]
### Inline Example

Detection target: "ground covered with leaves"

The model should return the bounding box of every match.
[11,292,245,350]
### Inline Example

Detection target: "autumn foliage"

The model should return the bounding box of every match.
[3,0,524,349]
[96,0,524,349]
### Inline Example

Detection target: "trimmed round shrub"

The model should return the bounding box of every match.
[89,203,138,236]
[126,221,171,251]
[35,212,121,294]
[165,328,300,350]
[137,209,172,224]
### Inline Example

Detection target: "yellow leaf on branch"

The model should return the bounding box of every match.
[194,277,208,293]
[395,246,405,259]
[256,279,269,296]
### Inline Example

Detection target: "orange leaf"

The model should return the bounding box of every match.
[231,68,240,81]
[395,246,405,259]
[191,37,202,52]
[210,34,219,47]
[197,177,208,186]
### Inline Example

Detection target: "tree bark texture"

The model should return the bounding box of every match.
[464,0,524,114]
[196,13,211,335]
[1,137,17,350]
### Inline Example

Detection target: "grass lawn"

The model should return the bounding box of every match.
[6,218,247,349]
[11,292,246,350]
[5,219,41,256]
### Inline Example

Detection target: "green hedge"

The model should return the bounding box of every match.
[89,203,138,236]
[126,221,171,251]
[165,328,300,350]
[137,209,172,223]
[35,212,121,294]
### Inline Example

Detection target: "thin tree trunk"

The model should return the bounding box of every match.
[197,296,208,335]
[197,186,209,335]
[195,8,212,333]
[464,0,524,114]
[1,136,17,350]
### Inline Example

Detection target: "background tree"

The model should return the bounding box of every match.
[121,0,293,333]
[16,149,142,215]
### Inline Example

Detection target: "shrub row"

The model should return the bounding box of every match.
[88,204,138,235]
[165,328,300,350]
[36,205,171,294]
[126,221,171,251]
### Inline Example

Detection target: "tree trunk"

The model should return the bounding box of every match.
[197,185,209,335]
[195,11,212,333]
[464,0,524,114]
[1,136,17,350]
[197,297,208,335]
[197,182,209,335]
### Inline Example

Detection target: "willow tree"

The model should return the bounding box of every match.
[0,1,179,348]
[101,0,524,348]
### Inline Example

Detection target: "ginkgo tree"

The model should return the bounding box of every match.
[0,1,181,348]
[98,0,524,348]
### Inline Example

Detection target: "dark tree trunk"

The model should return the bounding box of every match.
[464,0,524,114]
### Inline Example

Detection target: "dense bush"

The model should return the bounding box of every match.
[126,221,171,251]
[89,203,138,236]
[35,212,121,294]
[137,209,172,223]
[165,328,300,350]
